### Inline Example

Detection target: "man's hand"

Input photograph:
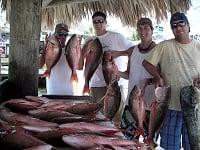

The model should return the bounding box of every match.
[155,76,164,87]
[193,75,200,88]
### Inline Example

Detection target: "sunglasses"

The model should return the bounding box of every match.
[171,21,187,29]
[93,19,105,24]
[56,32,68,37]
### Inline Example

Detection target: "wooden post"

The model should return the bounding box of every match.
[8,0,42,98]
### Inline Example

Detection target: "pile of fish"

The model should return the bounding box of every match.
[0,96,151,150]
[128,84,171,148]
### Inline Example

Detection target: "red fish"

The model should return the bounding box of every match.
[61,101,103,116]
[0,107,58,127]
[103,79,121,120]
[128,85,146,137]
[41,34,61,78]
[25,96,49,104]
[51,116,108,124]
[144,86,170,148]
[62,133,140,149]
[83,38,103,95]
[23,145,53,150]
[0,120,51,150]
[65,34,82,83]
[3,98,42,113]
[28,108,79,121]
[59,122,122,135]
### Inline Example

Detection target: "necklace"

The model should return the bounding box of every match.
[138,41,154,52]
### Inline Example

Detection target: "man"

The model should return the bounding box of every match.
[109,18,157,142]
[143,12,200,150]
[40,23,74,95]
[79,11,133,126]
[80,11,133,101]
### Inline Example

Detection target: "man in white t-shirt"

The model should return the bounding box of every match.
[79,11,133,126]
[108,18,157,141]
[40,23,73,95]
[82,11,133,101]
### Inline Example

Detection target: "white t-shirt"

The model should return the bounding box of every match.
[126,46,155,109]
[46,48,73,95]
[90,31,133,87]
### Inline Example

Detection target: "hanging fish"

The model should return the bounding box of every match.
[41,34,61,78]
[65,34,82,83]
[180,85,200,150]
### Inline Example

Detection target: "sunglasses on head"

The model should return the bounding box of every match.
[171,21,187,29]
[92,19,105,24]
[56,32,68,37]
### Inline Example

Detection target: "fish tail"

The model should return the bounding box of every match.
[82,86,90,95]
[40,70,50,78]
[70,73,78,83]
[144,137,157,148]
[134,127,145,138]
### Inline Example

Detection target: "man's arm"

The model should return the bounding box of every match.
[142,59,163,86]
[116,48,133,80]
[107,46,134,58]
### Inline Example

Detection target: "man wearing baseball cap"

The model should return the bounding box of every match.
[115,18,158,145]
[55,23,69,33]
[143,12,200,150]
[40,23,74,95]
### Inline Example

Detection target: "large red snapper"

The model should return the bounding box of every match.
[65,34,82,83]
[128,85,146,137]
[0,120,51,150]
[83,38,103,95]
[2,98,42,113]
[103,79,121,120]
[62,133,140,149]
[0,107,58,127]
[144,86,170,148]
[41,34,61,78]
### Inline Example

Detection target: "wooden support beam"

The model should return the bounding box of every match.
[9,0,42,98]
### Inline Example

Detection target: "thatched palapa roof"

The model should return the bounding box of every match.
[1,0,192,30]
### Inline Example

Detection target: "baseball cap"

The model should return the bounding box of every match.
[170,12,189,27]
[137,18,153,30]
[92,11,106,20]
[55,23,69,32]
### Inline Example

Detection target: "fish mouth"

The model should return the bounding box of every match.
[155,86,171,102]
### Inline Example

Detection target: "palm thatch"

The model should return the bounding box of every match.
[1,0,192,30]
